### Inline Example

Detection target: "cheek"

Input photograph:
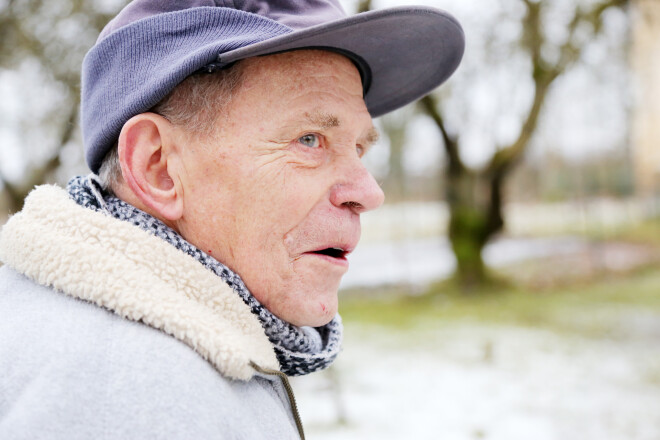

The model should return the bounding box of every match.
[257,166,329,226]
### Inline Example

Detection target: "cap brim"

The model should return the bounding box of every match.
[218,6,465,117]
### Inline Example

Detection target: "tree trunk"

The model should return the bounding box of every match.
[446,169,504,290]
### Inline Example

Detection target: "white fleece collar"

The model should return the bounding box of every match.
[0,185,279,380]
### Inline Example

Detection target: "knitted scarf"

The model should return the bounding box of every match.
[67,175,342,376]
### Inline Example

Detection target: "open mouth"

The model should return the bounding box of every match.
[310,247,347,259]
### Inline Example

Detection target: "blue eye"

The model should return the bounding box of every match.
[299,134,320,148]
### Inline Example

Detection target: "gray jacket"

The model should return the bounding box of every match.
[0,185,303,439]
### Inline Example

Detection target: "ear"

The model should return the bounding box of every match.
[117,113,184,222]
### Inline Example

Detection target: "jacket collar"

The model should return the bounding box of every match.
[0,185,279,380]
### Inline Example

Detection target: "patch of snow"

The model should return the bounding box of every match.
[293,323,660,440]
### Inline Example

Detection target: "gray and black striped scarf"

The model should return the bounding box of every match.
[67,175,342,376]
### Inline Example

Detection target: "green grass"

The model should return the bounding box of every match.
[339,268,660,338]
[586,218,660,245]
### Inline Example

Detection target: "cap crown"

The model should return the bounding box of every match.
[100,0,346,40]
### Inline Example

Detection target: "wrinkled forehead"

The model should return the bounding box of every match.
[239,50,365,96]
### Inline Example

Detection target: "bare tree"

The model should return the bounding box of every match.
[358,0,628,289]
[422,0,628,289]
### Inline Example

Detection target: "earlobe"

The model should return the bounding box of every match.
[118,113,184,222]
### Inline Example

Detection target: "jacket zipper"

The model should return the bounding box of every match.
[250,361,305,440]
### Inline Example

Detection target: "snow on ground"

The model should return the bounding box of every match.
[293,321,660,440]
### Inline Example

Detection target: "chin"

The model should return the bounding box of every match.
[285,287,339,328]
[303,310,337,328]
[249,270,341,327]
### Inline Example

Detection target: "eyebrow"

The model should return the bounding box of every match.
[304,111,380,147]
[305,112,339,129]
[363,127,380,146]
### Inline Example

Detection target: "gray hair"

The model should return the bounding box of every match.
[97,63,245,194]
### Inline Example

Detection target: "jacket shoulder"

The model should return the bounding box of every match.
[0,266,299,440]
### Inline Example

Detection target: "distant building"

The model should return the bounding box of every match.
[631,0,660,196]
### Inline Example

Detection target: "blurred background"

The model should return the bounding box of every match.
[1,0,659,438]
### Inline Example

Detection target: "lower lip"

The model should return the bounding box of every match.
[304,253,349,268]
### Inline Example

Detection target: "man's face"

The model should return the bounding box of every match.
[175,50,384,327]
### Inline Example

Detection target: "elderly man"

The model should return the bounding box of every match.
[0,0,463,438]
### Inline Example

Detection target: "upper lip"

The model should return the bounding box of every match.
[290,217,361,260]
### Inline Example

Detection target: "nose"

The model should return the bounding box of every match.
[329,158,385,214]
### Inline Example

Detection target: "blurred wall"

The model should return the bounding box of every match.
[632,0,660,197]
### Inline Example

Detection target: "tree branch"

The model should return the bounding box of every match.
[487,0,627,177]
[420,95,464,175]
[487,75,556,177]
